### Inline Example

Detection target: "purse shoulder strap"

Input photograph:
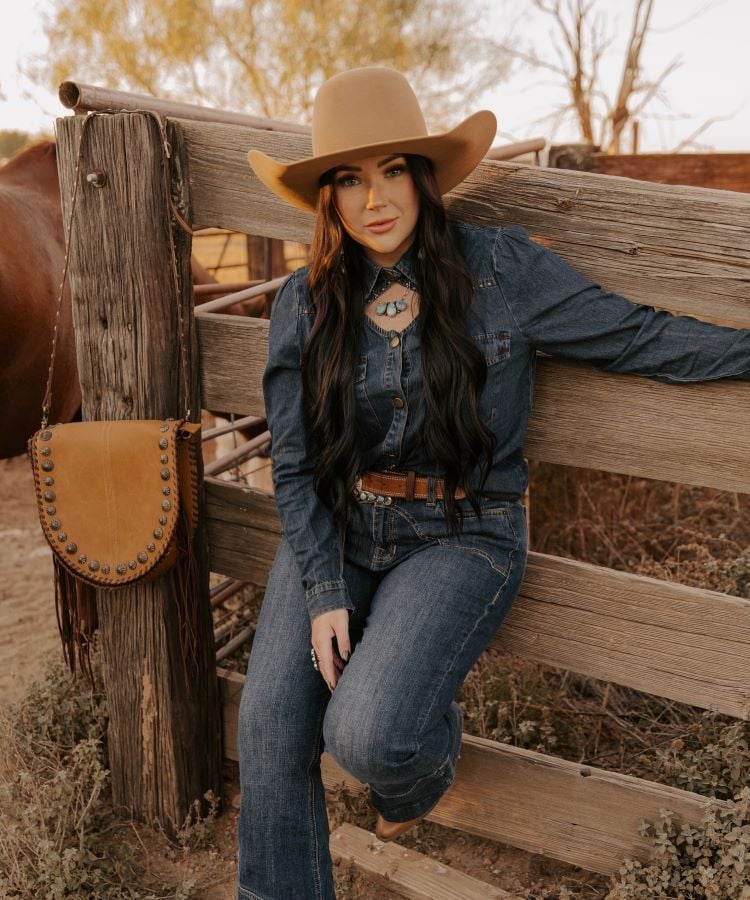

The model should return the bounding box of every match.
[42,110,194,428]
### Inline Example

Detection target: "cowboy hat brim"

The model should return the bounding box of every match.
[247,109,497,214]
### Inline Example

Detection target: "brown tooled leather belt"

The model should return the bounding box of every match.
[353,470,466,502]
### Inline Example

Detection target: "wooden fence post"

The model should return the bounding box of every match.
[56,112,222,833]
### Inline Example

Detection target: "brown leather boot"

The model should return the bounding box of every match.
[374,812,422,842]
[374,794,442,842]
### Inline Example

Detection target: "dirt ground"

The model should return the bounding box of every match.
[0,449,607,899]
[0,453,61,706]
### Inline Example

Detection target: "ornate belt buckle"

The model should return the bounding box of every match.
[352,475,392,505]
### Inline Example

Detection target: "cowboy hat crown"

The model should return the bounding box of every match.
[247,66,497,214]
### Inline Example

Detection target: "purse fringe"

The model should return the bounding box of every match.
[171,499,201,686]
[52,555,97,684]
[52,502,200,688]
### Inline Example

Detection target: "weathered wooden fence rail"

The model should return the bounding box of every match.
[57,99,750,877]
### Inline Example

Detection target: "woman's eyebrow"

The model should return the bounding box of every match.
[332,154,404,173]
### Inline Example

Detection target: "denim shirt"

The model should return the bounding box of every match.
[262,219,750,621]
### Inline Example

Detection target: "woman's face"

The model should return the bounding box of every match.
[331,153,419,267]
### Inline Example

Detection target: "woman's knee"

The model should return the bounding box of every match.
[322,691,415,784]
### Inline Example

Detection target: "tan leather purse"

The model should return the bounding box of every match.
[29,419,200,586]
[27,110,201,680]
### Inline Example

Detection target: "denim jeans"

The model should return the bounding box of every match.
[236,492,528,899]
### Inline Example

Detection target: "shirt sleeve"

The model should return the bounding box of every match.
[493,224,750,383]
[262,273,354,622]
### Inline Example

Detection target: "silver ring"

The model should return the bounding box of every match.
[310,647,319,671]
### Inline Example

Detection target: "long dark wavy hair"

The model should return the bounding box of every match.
[301,153,496,539]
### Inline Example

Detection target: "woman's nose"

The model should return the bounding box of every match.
[366,184,386,208]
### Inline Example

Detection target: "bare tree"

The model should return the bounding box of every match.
[495,0,714,153]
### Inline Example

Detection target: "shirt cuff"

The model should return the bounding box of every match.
[305,579,355,622]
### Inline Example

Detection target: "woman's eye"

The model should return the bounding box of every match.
[335,166,404,187]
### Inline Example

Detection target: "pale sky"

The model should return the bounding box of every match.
[2,0,748,153]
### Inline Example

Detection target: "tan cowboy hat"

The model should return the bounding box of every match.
[247,66,497,214]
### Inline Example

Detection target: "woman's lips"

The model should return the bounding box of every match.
[366,218,397,233]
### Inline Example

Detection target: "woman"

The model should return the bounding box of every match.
[238,66,750,899]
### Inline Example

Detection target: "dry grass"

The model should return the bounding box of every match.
[0,659,220,899]
[527,461,750,593]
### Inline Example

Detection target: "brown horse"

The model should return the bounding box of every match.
[0,141,79,459]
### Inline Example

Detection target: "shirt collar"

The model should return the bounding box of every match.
[359,239,418,301]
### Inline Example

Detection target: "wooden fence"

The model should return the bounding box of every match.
[56,103,750,879]
[549,143,750,193]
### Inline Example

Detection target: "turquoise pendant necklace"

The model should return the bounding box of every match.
[375,296,409,317]
[370,276,415,318]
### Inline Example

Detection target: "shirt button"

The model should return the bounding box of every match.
[389,336,400,348]
[392,396,405,409]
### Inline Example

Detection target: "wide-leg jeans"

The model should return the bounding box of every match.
[236,493,528,900]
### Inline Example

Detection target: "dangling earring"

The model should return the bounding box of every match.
[417,245,425,261]
[339,248,347,274]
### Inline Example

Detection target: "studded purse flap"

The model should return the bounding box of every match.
[28,418,201,587]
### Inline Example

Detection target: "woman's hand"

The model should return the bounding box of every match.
[311,608,352,692]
